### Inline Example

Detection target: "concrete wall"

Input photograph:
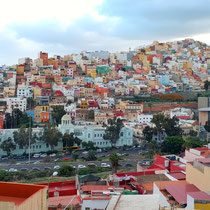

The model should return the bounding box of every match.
[186,163,210,192]
[184,150,204,162]
[198,97,208,109]
[0,201,15,210]
[82,199,109,210]
[153,183,170,207]
[199,111,208,126]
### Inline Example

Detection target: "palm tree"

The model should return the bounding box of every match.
[148,102,153,114]
[109,153,120,173]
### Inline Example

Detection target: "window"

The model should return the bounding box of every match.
[120,132,123,137]
[36,145,38,149]
[88,133,91,138]
[94,134,96,137]
[46,143,49,148]
[39,145,41,148]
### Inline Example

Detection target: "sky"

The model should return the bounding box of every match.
[1,0,210,65]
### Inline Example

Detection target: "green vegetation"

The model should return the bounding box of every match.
[104,117,124,145]
[82,141,96,151]
[41,123,62,151]
[51,105,66,125]
[58,165,74,177]
[109,152,120,173]
[0,138,16,156]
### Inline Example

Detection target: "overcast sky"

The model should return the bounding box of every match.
[1,0,210,65]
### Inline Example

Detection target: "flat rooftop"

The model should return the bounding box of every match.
[136,174,170,185]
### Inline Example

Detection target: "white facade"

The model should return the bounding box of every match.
[67,68,74,77]
[17,85,33,98]
[138,113,153,124]
[7,97,27,113]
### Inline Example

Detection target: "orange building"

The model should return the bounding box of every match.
[16,64,24,75]
[41,112,50,123]
[39,51,48,66]
[0,182,47,210]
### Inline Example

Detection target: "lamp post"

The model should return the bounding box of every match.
[47,171,58,198]
[63,195,76,210]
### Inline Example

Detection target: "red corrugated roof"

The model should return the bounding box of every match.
[168,172,186,180]
[165,184,200,204]
[188,191,210,200]
[48,195,81,207]
[82,185,111,192]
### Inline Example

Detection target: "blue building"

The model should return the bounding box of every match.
[58,115,133,148]
[0,128,62,156]
[158,75,170,85]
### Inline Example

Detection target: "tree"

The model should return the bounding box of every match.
[204,120,210,132]
[87,110,94,120]
[13,127,36,153]
[86,150,97,161]
[58,165,74,177]
[148,102,152,114]
[189,130,198,137]
[204,80,210,91]
[82,141,96,151]
[161,136,185,154]
[104,117,124,145]
[73,153,79,161]
[51,106,66,125]
[0,138,16,157]
[62,133,81,148]
[184,137,203,149]
[109,153,120,173]
[27,97,36,109]
[164,117,183,137]
[143,126,153,142]
[41,124,62,151]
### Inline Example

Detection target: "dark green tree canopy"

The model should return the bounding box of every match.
[62,133,81,147]
[161,136,185,154]
[204,120,210,133]
[41,124,62,151]
[13,127,36,152]
[0,138,16,156]
[104,117,124,145]
[109,152,120,173]
[51,106,66,125]
[82,141,96,151]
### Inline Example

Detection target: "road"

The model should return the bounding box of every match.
[0,147,147,172]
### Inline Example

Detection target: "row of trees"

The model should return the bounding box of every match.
[143,113,205,155]
[0,124,82,156]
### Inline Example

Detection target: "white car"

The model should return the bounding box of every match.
[33,154,40,158]
[9,168,18,172]
[78,164,86,169]
[101,163,111,168]
[40,153,47,158]
[54,165,60,170]
[50,153,56,157]
[33,161,40,164]
[82,151,88,154]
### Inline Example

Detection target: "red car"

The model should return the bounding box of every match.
[62,157,70,161]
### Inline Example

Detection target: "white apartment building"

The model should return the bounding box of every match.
[6,98,27,113]
[138,113,153,124]
[17,85,33,98]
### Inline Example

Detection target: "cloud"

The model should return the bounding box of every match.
[1,0,210,65]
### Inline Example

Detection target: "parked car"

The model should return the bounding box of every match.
[82,151,88,154]
[32,167,40,171]
[54,158,60,162]
[62,157,70,161]
[124,163,133,167]
[9,168,17,172]
[40,153,47,158]
[33,161,40,164]
[78,164,86,169]
[33,154,40,158]
[50,153,56,157]
[20,168,29,172]
[44,167,52,170]
[101,163,110,168]
[54,165,60,170]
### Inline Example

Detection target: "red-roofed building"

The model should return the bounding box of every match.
[54,90,64,97]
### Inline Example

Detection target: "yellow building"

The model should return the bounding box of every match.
[16,65,24,75]
[34,105,50,123]
[81,99,88,109]
[186,160,210,192]
[87,65,97,79]
[48,58,55,66]
[84,88,93,98]
[33,86,42,99]
[4,87,16,98]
